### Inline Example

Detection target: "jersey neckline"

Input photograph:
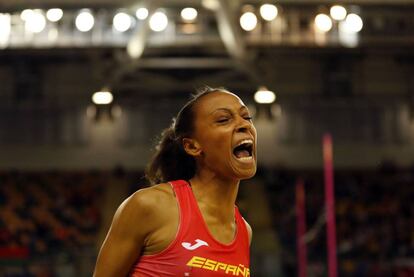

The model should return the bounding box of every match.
[182,179,240,248]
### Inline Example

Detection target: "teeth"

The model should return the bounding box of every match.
[237,156,253,161]
[236,139,253,147]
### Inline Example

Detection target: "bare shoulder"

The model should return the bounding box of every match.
[114,183,175,235]
[127,183,175,214]
[130,182,174,200]
[148,182,176,199]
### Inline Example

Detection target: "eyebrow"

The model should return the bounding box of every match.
[210,106,249,115]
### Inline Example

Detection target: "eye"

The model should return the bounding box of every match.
[216,118,230,123]
[242,114,253,121]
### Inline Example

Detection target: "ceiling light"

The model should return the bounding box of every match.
[149,11,168,32]
[75,10,94,32]
[330,5,347,21]
[341,13,363,33]
[0,14,11,35]
[25,10,46,33]
[46,8,63,22]
[181,7,198,22]
[240,12,257,31]
[260,4,278,21]
[314,13,333,32]
[20,9,34,21]
[113,12,132,32]
[254,87,276,104]
[136,7,148,20]
[92,90,113,105]
[0,13,11,45]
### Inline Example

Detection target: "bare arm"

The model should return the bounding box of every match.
[93,189,158,277]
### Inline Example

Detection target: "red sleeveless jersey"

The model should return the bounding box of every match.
[129,180,250,277]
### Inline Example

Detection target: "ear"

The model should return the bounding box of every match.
[182,137,203,157]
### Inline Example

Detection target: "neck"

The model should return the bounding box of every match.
[189,171,240,223]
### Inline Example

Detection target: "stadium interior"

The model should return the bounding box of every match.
[0,0,414,276]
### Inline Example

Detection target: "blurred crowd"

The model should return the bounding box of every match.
[0,169,146,277]
[0,171,104,276]
[265,163,414,277]
[0,172,102,253]
[1,165,413,276]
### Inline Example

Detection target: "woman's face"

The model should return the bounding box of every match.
[191,91,257,180]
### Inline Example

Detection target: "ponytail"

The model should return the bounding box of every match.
[145,123,196,184]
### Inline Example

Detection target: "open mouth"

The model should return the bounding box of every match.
[232,139,254,161]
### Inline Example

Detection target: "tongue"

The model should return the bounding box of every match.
[234,149,250,158]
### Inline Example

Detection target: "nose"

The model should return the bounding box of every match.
[236,116,252,133]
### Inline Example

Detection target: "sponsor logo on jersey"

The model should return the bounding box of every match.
[186,256,250,276]
[181,239,209,250]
